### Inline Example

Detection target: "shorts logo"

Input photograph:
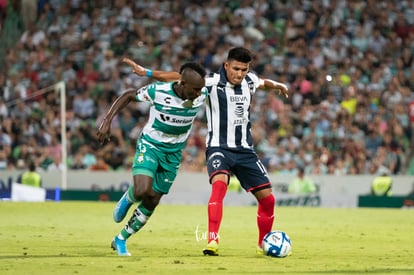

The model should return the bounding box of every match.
[212,159,221,169]
[137,154,144,163]
[137,142,147,163]
[208,152,224,169]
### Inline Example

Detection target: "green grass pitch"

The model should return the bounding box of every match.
[0,201,413,275]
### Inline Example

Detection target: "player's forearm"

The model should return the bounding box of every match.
[149,70,181,82]
[103,89,135,121]
[259,79,287,90]
[123,57,180,82]
[259,78,289,98]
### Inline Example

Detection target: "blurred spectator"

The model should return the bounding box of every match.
[118,109,137,139]
[0,97,8,117]
[90,153,110,171]
[371,172,392,196]
[70,152,87,170]
[17,160,42,187]
[46,155,65,171]
[0,0,413,176]
[72,90,95,120]
[288,167,317,194]
[0,145,9,169]
[79,144,96,168]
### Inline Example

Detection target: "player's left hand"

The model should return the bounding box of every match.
[264,79,289,98]
[275,83,289,98]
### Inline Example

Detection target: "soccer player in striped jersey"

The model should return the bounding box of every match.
[124,46,289,256]
[97,62,206,256]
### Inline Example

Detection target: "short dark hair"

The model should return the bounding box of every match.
[179,62,206,78]
[28,160,36,171]
[227,47,253,63]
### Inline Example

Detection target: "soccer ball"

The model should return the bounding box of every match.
[262,230,292,258]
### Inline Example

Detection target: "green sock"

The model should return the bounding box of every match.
[120,203,153,240]
[126,186,138,203]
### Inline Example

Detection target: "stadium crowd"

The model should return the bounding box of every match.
[0,0,414,176]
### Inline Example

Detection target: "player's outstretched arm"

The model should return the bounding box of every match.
[97,88,136,144]
[259,78,289,98]
[123,57,180,82]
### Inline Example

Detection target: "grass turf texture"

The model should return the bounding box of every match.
[0,202,413,275]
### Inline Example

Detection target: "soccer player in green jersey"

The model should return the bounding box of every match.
[97,62,206,256]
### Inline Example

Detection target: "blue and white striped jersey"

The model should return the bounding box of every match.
[205,66,260,151]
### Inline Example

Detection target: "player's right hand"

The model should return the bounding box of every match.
[123,57,146,76]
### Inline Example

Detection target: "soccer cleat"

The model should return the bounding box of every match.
[113,192,132,223]
[203,240,219,256]
[111,236,131,256]
[256,246,264,256]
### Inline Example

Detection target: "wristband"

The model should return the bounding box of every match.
[146,69,153,77]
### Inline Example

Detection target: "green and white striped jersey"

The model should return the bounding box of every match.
[135,82,207,153]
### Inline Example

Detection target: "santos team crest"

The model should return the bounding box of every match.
[137,142,147,163]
